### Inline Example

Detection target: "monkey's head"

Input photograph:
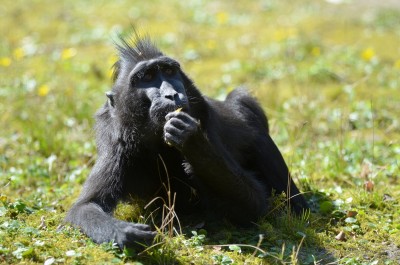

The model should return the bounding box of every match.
[107,35,190,132]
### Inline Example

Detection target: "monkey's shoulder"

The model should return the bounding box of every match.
[205,88,268,132]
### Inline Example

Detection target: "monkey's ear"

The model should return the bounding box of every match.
[106,91,115,107]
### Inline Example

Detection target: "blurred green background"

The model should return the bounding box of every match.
[1,0,399,264]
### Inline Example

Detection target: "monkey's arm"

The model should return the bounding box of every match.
[65,152,155,248]
[164,111,268,223]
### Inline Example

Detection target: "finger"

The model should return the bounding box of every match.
[165,111,178,121]
[166,116,199,131]
[163,132,181,147]
[131,223,151,231]
[165,111,191,121]
[166,117,188,130]
[125,228,157,240]
[164,124,184,136]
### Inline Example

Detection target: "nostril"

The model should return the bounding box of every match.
[165,95,174,100]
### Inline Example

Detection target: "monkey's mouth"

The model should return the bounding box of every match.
[151,99,188,114]
[149,102,180,125]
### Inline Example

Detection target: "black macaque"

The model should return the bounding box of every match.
[65,34,309,249]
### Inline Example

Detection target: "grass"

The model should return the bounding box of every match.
[1,0,400,264]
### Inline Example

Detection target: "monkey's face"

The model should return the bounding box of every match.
[144,69,188,126]
[113,57,189,130]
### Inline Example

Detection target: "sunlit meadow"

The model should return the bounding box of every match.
[1,0,399,264]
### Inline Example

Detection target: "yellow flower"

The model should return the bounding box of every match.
[216,12,229,25]
[38,85,50,97]
[273,30,284,41]
[61,48,77,60]
[13,47,25,60]
[0,195,7,203]
[0,57,11,67]
[206,39,217,50]
[311,47,321,57]
[394,59,400,69]
[273,28,297,41]
[361,48,375,61]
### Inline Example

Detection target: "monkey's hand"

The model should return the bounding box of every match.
[114,221,156,249]
[164,111,200,150]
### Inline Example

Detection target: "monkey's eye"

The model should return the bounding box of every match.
[144,73,153,81]
[163,67,176,76]
[142,69,156,82]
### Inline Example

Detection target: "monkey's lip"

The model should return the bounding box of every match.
[164,104,188,114]
[155,105,183,120]
[174,105,188,112]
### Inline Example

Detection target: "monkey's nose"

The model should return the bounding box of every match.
[174,94,188,108]
[164,94,175,101]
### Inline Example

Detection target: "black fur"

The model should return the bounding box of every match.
[65,33,308,249]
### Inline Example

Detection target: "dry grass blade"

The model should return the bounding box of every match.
[145,154,182,238]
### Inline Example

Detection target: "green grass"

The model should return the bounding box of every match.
[1,0,400,264]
